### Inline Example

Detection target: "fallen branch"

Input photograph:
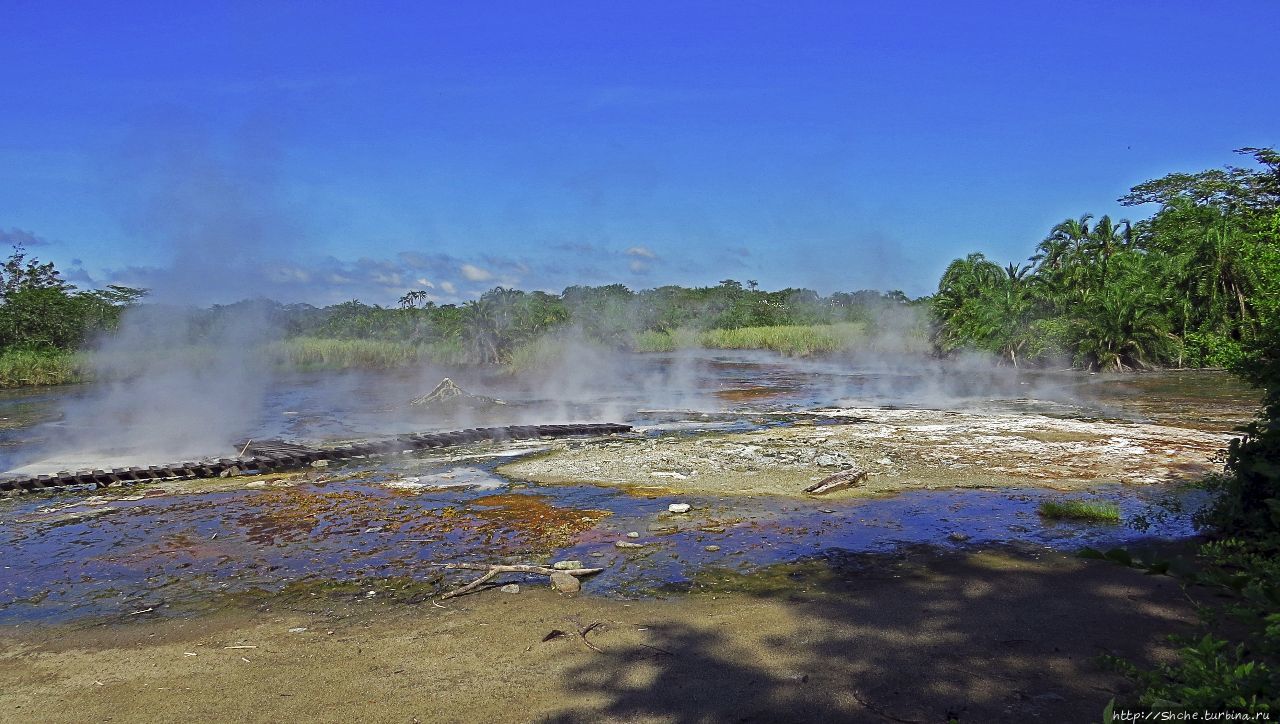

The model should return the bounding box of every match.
[438,563,605,577]
[440,569,499,600]
[431,562,605,601]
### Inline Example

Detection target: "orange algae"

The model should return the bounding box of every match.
[229,486,608,550]
[469,493,611,547]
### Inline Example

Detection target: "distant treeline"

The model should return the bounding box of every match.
[932,148,1280,370]
[4,146,1276,382]
[0,240,922,381]
[200,282,921,366]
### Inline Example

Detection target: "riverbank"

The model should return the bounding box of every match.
[0,544,1198,723]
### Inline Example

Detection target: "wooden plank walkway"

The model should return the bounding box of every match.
[0,423,631,494]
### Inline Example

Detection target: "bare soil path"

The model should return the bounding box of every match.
[0,545,1198,723]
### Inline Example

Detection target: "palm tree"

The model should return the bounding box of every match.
[1072,253,1175,371]
[931,253,1005,354]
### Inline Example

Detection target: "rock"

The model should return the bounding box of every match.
[552,560,584,571]
[648,522,678,534]
[310,459,329,468]
[948,532,971,543]
[589,551,605,557]
[668,503,691,514]
[500,584,521,594]
[549,571,581,594]
[626,531,640,538]
[615,541,647,549]
[219,466,240,478]
[288,627,308,633]
[704,545,721,552]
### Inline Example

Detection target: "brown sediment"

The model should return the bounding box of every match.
[0,545,1201,723]
[499,407,1235,498]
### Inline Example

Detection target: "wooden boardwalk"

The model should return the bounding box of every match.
[0,423,631,494]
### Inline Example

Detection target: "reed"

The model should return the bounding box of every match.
[1037,499,1122,523]
[0,349,87,388]
[269,337,426,370]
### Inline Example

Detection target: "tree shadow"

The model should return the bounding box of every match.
[542,543,1199,723]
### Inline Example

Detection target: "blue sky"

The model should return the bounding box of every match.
[1,1,1277,305]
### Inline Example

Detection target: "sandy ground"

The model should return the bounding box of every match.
[499,408,1232,497]
[0,545,1198,723]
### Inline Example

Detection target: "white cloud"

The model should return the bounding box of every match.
[625,246,657,259]
[440,281,457,294]
[460,263,493,281]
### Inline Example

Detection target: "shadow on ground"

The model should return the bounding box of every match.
[543,543,1199,723]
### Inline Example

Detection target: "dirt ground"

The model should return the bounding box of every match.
[500,408,1231,497]
[0,545,1200,723]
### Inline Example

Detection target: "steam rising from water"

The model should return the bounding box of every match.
[4,122,1096,473]
[47,305,279,464]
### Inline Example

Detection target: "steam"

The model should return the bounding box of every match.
[21,122,297,469]
[5,122,1090,475]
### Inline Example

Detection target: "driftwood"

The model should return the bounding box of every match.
[409,378,506,409]
[804,466,868,495]
[434,562,605,600]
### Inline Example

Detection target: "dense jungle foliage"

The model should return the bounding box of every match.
[933,148,1280,371]
[1104,315,1280,715]
[0,244,144,385]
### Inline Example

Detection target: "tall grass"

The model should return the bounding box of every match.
[0,349,86,388]
[1037,499,1122,523]
[634,323,867,357]
[268,337,446,370]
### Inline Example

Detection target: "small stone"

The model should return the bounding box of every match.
[948,532,971,543]
[500,584,520,594]
[704,545,721,552]
[648,522,678,533]
[668,503,691,514]
[589,551,605,558]
[627,531,640,538]
[552,560,584,571]
[288,627,307,633]
[549,572,580,594]
[311,459,329,468]
[615,541,646,549]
